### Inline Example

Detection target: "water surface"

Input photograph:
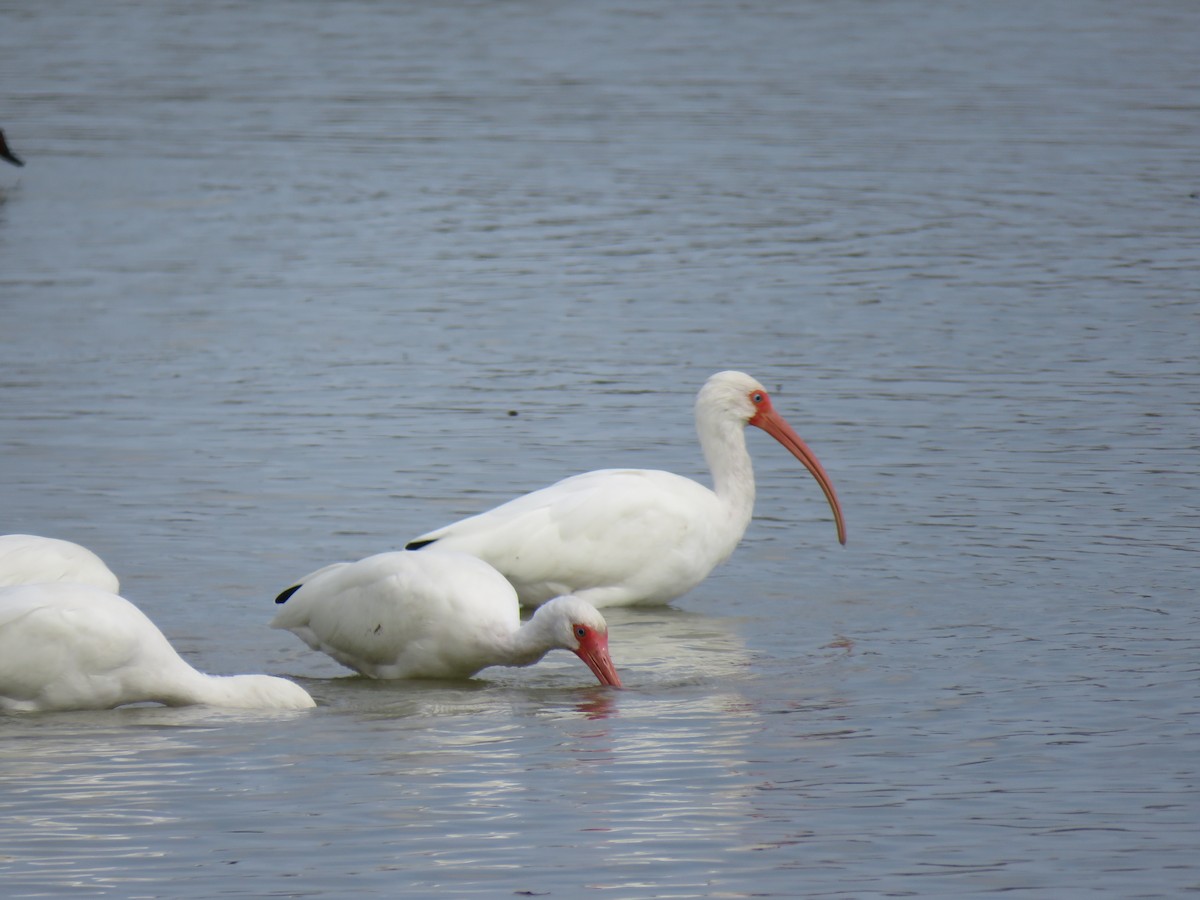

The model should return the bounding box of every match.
[1,1,1197,896]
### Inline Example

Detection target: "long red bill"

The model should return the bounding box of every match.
[574,631,622,688]
[751,400,847,546]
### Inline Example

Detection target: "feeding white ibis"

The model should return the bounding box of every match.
[406,370,846,608]
[0,534,120,593]
[0,582,315,712]
[271,549,621,686]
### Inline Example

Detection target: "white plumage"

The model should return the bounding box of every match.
[0,583,315,712]
[0,534,120,592]
[406,371,846,608]
[271,549,621,686]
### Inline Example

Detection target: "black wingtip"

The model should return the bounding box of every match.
[405,539,436,551]
[275,583,302,605]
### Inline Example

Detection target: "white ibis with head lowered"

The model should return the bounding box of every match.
[0,583,315,712]
[272,549,621,686]
[0,534,120,593]
[406,371,846,609]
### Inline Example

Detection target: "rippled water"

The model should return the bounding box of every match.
[2,1,1198,896]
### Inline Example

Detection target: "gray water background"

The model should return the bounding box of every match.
[1,1,1197,896]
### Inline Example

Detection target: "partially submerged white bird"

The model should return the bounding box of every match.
[0,534,120,593]
[406,370,846,608]
[0,583,315,712]
[271,549,621,686]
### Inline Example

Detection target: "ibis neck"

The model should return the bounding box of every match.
[697,406,757,533]
[170,671,313,710]
[498,615,558,669]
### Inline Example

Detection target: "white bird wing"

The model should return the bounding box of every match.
[409,469,724,606]
[0,535,119,592]
[0,585,176,710]
[271,551,520,678]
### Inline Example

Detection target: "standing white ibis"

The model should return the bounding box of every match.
[0,583,315,712]
[406,370,846,609]
[271,549,621,686]
[0,534,120,593]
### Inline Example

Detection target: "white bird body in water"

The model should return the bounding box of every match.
[0,583,316,712]
[407,371,847,609]
[271,549,621,686]
[0,534,120,593]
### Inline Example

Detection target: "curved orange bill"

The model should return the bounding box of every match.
[574,631,622,688]
[751,400,848,546]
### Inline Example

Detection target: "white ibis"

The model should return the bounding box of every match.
[406,370,846,609]
[0,534,120,593]
[0,583,315,712]
[271,549,621,686]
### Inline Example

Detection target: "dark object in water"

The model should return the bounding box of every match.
[0,130,24,167]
